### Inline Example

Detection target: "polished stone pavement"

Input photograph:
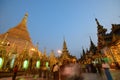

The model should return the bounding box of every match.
[0,69,120,80]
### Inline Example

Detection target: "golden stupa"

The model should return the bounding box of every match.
[0,13,34,53]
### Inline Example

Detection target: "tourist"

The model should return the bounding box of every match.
[53,62,59,80]
[60,60,68,80]
[47,65,50,80]
[96,63,102,76]
[61,62,83,80]
[90,62,97,73]
[102,60,113,80]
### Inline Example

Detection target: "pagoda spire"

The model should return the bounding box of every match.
[14,12,28,32]
[82,47,85,56]
[89,37,97,54]
[43,47,47,56]
[63,39,67,50]
[95,18,107,51]
[5,13,32,42]
[62,38,69,54]
[60,38,70,60]
[95,18,101,26]
[21,13,28,26]
[89,36,95,48]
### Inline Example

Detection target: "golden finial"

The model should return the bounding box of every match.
[24,12,28,21]
[21,12,28,25]
[25,13,28,17]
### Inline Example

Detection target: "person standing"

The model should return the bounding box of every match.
[53,63,59,80]
[61,62,83,80]
[96,63,102,76]
[102,60,113,80]
[47,65,50,80]
[12,65,18,80]
[90,62,97,73]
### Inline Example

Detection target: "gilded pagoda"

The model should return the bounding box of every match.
[59,39,77,64]
[0,13,42,71]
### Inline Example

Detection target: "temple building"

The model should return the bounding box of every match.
[59,39,76,64]
[79,19,120,67]
[79,37,98,64]
[96,18,120,66]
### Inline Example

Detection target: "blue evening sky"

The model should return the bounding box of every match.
[0,0,120,58]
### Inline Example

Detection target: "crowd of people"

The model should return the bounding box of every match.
[50,59,113,80]
[51,60,83,80]
[12,58,114,80]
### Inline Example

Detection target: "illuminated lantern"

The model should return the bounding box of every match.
[46,62,49,68]
[0,57,4,69]
[10,58,15,68]
[23,60,29,70]
[36,60,40,69]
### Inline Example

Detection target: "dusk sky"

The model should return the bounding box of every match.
[0,0,120,58]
